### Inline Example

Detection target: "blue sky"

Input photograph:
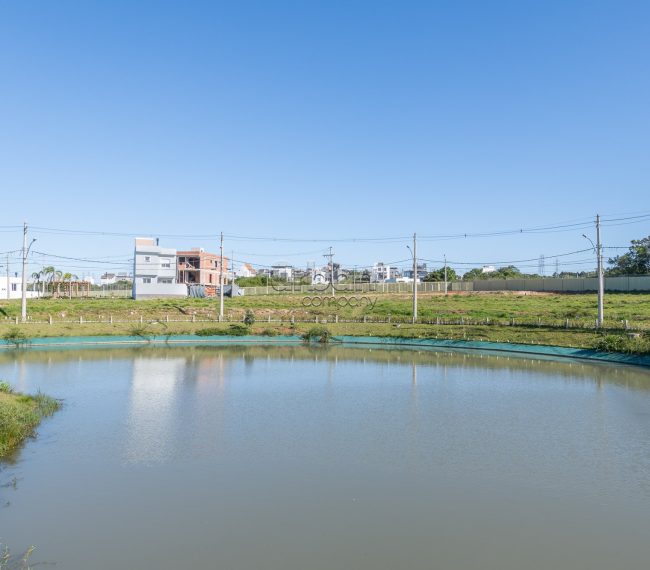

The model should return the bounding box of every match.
[1,0,649,277]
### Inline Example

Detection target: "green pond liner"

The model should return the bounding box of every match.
[0,334,649,368]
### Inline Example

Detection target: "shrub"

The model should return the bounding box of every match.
[243,310,256,326]
[129,325,151,340]
[594,333,650,355]
[195,324,250,337]
[0,381,14,394]
[2,328,28,348]
[228,324,250,336]
[302,326,332,343]
[260,328,278,337]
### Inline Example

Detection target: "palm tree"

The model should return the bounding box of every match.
[41,266,55,295]
[31,270,43,298]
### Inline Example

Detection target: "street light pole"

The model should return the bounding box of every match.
[596,214,604,326]
[582,215,604,328]
[407,234,417,323]
[20,223,36,322]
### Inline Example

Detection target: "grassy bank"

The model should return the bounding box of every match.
[1,292,649,354]
[0,382,60,460]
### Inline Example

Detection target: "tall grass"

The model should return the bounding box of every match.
[0,384,61,459]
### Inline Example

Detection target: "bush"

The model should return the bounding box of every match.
[302,326,332,343]
[0,381,14,394]
[228,324,250,336]
[594,333,650,355]
[129,325,151,339]
[2,328,28,348]
[260,328,278,337]
[195,324,250,337]
[243,310,256,326]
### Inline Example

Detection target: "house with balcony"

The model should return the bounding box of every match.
[371,262,400,283]
[133,238,187,300]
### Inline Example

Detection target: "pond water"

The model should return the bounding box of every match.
[1,344,650,569]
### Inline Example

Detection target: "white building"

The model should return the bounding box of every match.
[0,276,38,300]
[482,265,496,274]
[371,262,399,283]
[235,263,257,279]
[133,238,187,300]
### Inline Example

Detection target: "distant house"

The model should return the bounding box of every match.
[482,265,496,274]
[133,238,187,300]
[177,248,228,286]
[101,272,133,285]
[271,263,293,281]
[0,275,37,300]
[235,263,257,279]
[402,263,428,283]
[371,262,399,283]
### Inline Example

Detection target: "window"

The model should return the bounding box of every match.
[144,256,151,262]
[161,261,171,268]
[11,284,17,291]
[159,278,173,284]
[142,278,151,284]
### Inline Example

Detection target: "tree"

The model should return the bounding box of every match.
[608,236,650,275]
[423,267,457,282]
[462,265,524,280]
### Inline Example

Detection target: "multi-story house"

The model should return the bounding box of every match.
[371,262,400,283]
[133,238,187,299]
[177,248,228,286]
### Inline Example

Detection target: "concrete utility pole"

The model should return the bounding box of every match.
[219,232,224,321]
[596,214,604,327]
[6,254,9,300]
[324,247,335,296]
[21,222,30,322]
[412,233,417,323]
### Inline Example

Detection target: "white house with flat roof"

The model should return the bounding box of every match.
[0,276,38,300]
[133,238,187,300]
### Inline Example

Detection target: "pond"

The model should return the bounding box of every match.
[1,344,650,569]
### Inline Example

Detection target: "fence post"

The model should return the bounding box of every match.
[15,316,18,325]
[80,316,83,324]
[192,314,196,322]
[363,315,367,323]
[166,314,169,323]
[335,315,339,324]
[49,315,53,325]
[140,316,143,324]
[565,318,569,329]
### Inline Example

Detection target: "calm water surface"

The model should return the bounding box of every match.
[1,345,650,569]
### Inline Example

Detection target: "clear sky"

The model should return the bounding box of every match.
[1,0,649,277]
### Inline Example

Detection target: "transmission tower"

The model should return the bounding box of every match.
[538,254,545,276]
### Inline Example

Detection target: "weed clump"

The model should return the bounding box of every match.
[2,328,28,348]
[0,384,61,459]
[302,326,332,343]
[196,324,251,337]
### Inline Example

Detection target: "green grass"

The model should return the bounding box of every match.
[0,383,61,460]
[1,292,650,354]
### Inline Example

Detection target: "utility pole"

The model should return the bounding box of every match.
[6,254,9,300]
[219,231,224,321]
[412,233,417,323]
[21,223,28,321]
[444,254,448,295]
[324,247,335,296]
[596,214,604,327]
